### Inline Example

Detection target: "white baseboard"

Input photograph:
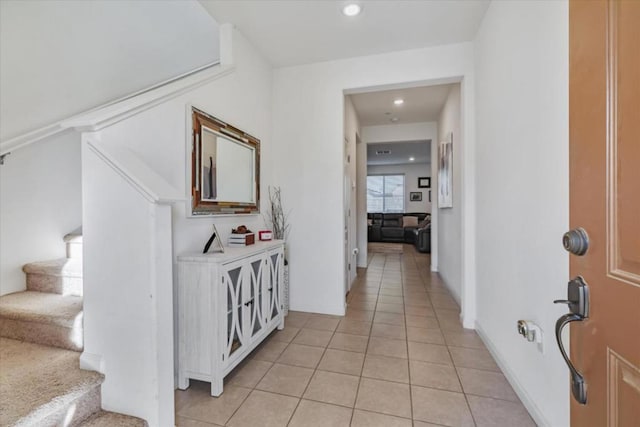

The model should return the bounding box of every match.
[80,351,105,373]
[475,322,550,427]
[431,264,438,272]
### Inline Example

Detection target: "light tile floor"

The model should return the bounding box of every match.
[175,244,537,427]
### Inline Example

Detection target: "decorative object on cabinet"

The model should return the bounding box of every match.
[438,132,453,208]
[203,224,224,254]
[228,233,255,246]
[229,225,255,246]
[259,230,273,241]
[418,177,431,188]
[264,186,290,315]
[190,107,260,215]
[177,241,285,396]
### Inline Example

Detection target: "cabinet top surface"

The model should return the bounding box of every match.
[178,240,284,263]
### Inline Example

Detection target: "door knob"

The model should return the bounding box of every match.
[553,276,589,404]
[563,227,589,256]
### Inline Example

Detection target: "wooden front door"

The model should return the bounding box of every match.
[569,0,640,425]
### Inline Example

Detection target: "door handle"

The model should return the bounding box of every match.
[555,313,587,404]
[553,276,589,404]
[553,276,589,317]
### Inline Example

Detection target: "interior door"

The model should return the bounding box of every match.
[568,1,640,425]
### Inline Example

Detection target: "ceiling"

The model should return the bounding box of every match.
[367,141,430,166]
[198,1,490,67]
[351,84,455,126]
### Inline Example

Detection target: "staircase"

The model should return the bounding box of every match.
[0,233,147,426]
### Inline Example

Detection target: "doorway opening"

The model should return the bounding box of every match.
[343,79,473,326]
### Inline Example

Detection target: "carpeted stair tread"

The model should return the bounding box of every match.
[0,338,103,426]
[23,258,82,278]
[0,291,82,328]
[79,411,148,427]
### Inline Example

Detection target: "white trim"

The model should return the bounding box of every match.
[80,351,105,373]
[62,65,235,133]
[475,322,551,427]
[0,62,231,156]
[459,78,477,329]
[85,136,183,205]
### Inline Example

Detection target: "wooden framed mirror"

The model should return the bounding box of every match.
[191,108,260,215]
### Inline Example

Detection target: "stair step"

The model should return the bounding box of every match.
[0,291,83,351]
[0,338,103,427]
[79,411,148,427]
[23,258,82,296]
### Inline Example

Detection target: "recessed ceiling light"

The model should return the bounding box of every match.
[394,99,404,105]
[409,157,415,161]
[342,4,361,17]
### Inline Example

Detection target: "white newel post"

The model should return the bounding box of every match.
[80,134,183,426]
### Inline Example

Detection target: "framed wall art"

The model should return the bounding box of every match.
[438,132,453,208]
[418,177,431,188]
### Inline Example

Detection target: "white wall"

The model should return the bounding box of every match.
[473,1,569,426]
[0,0,221,297]
[77,27,273,423]
[0,0,219,141]
[97,33,273,258]
[361,122,437,144]
[0,132,82,295]
[343,96,359,289]
[367,163,432,213]
[436,85,462,302]
[272,44,474,316]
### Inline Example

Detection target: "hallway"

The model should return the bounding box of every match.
[175,245,536,426]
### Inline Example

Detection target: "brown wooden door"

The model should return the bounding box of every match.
[569,0,640,425]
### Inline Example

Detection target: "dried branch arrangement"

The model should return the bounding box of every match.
[266,186,290,241]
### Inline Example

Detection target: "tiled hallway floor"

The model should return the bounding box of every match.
[175,245,536,427]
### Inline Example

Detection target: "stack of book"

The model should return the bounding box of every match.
[228,233,255,247]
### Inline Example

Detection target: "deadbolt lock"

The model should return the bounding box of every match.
[563,228,589,256]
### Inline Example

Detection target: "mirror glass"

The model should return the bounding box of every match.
[191,108,260,215]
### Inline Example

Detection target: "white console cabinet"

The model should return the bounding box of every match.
[177,240,285,396]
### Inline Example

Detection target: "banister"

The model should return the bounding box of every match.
[0,60,233,158]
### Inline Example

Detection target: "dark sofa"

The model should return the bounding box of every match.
[367,212,430,244]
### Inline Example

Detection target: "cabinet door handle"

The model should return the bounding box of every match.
[268,287,273,292]
[244,298,254,307]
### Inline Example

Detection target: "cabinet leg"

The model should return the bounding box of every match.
[211,376,223,397]
[278,316,285,330]
[177,373,190,390]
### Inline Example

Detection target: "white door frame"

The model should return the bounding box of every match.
[345,76,476,329]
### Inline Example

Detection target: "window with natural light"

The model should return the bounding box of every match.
[367,174,404,213]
